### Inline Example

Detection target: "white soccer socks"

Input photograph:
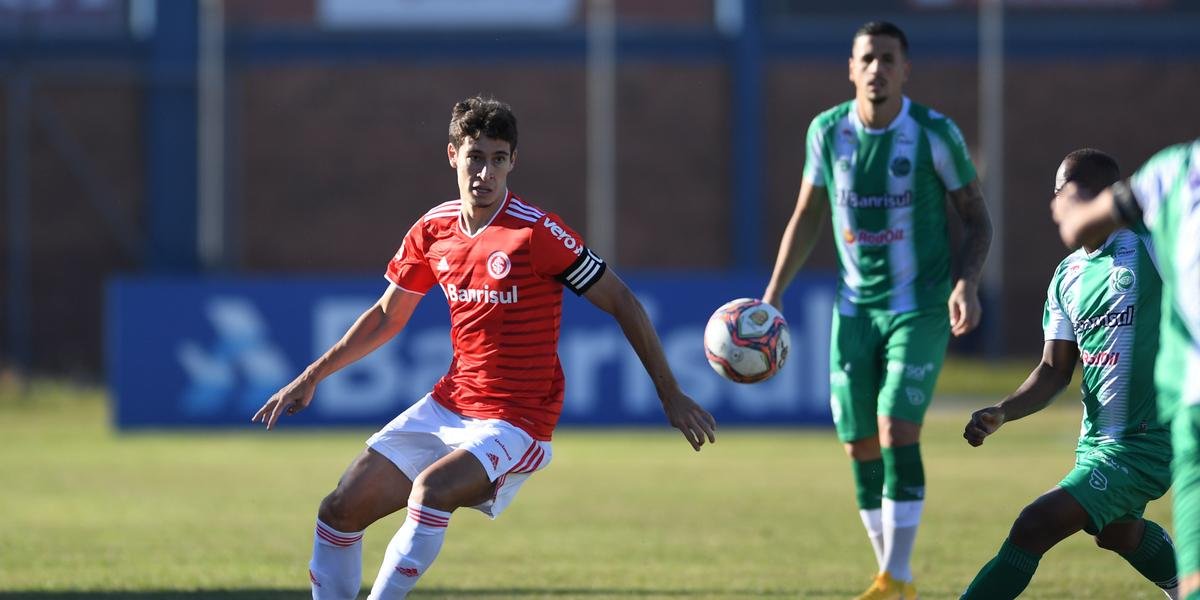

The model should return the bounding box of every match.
[310,519,365,600]
[367,503,452,599]
[859,508,887,570]
[882,498,924,583]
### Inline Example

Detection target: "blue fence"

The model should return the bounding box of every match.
[107,273,836,429]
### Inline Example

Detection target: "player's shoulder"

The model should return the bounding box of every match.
[1051,251,1086,282]
[501,193,551,228]
[419,199,462,226]
[810,101,855,131]
[907,100,960,131]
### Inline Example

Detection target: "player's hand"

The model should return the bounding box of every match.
[948,279,982,337]
[252,373,317,430]
[660,390,717,451]
[963,406,1005,447]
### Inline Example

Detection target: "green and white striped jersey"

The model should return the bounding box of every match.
[1125,139,1200,414]
[1043,229,1166,445]
[804,96,977,315]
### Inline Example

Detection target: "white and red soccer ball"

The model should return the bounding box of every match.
[703,298,790,384]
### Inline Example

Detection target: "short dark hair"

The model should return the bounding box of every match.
[1060,148,1121,195]
[448,95,518,152]
[853,21,909,55]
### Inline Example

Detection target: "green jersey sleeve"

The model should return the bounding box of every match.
[924,113,977,192]
[1129,142,1193,233]
[1043,261,1076,342]
[802,115,830,188]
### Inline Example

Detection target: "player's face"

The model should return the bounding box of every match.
[448,135,517,208]
[848,34,909,105]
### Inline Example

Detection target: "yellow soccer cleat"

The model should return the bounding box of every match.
[852,572,919,600]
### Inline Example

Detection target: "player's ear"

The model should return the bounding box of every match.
[447,142,458,168]
[509,149,518,170]
[847,56,855,83]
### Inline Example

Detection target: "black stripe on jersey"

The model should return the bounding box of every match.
[500,339,561,349]
[556,247,606,296]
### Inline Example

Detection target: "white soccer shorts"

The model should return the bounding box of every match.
[366,394,552,518]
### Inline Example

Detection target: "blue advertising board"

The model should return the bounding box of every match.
[106,273,836,429]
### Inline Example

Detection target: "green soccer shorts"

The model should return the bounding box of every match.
[1058,441,1172,535]
[1172,404,1200,576]
[828,307,950,443]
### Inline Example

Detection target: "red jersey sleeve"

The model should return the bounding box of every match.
[385,221,437,294]
[530,212,607,295]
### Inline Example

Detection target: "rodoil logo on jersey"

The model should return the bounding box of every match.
[443,283,519,304]
[1080,350,1120,366]
[843,228,905,246]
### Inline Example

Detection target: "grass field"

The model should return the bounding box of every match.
[0,360,1175,599]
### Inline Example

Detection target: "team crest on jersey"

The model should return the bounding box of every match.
[1109,266,1135,293]
[835,157,852,172]
[487,250,512,280]
[890,156,912,177]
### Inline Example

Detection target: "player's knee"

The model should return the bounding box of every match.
[1095,528,1139,554]
[844,438,881,461]
[1010,504,1058,551]
[318,490,364,532]
[409,473,458,511]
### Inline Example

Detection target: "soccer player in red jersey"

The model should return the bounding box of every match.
[252,95,717,599]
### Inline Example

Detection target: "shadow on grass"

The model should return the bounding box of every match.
[0,587,849,599]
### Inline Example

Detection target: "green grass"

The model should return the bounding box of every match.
[0,369,1173,599]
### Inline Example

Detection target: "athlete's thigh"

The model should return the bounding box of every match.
[830,310,884,443]
[877,308,949,425]
[412,448,497,510]
[326,447,414,526]
[1010,486,1090,551]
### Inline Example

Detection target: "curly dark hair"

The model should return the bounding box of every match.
[448,95,518,152]
[1060,148,1121,195]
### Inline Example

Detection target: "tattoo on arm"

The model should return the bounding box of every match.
[948,181,993,286]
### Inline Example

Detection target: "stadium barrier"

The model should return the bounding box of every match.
[107,273,835,429]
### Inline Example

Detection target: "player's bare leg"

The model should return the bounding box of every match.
[312,448,414,600]
[1098,520,1180,599]
[368,449,495,599]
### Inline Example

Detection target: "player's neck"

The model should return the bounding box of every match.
[460,197,504,235]
[856,96,903,130]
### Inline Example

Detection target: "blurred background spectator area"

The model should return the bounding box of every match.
[1,0,1198,376]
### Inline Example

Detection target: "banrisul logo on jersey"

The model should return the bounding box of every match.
[443,283,518,305]
[1109,267,1135,294]
[1073,305,1135,335]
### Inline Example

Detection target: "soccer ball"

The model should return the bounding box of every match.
[703,298,790,384]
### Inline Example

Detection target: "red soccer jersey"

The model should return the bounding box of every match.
[385,191,606,440]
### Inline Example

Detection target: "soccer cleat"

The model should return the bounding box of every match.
[852,572,919,600]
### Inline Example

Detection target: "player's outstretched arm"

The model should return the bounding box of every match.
[963,340,1076,446]
[252,284,422,430]
[946,180,993,337]
[763,180,829,310]
[1052,181,1124,249]
[583,269,717,451]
